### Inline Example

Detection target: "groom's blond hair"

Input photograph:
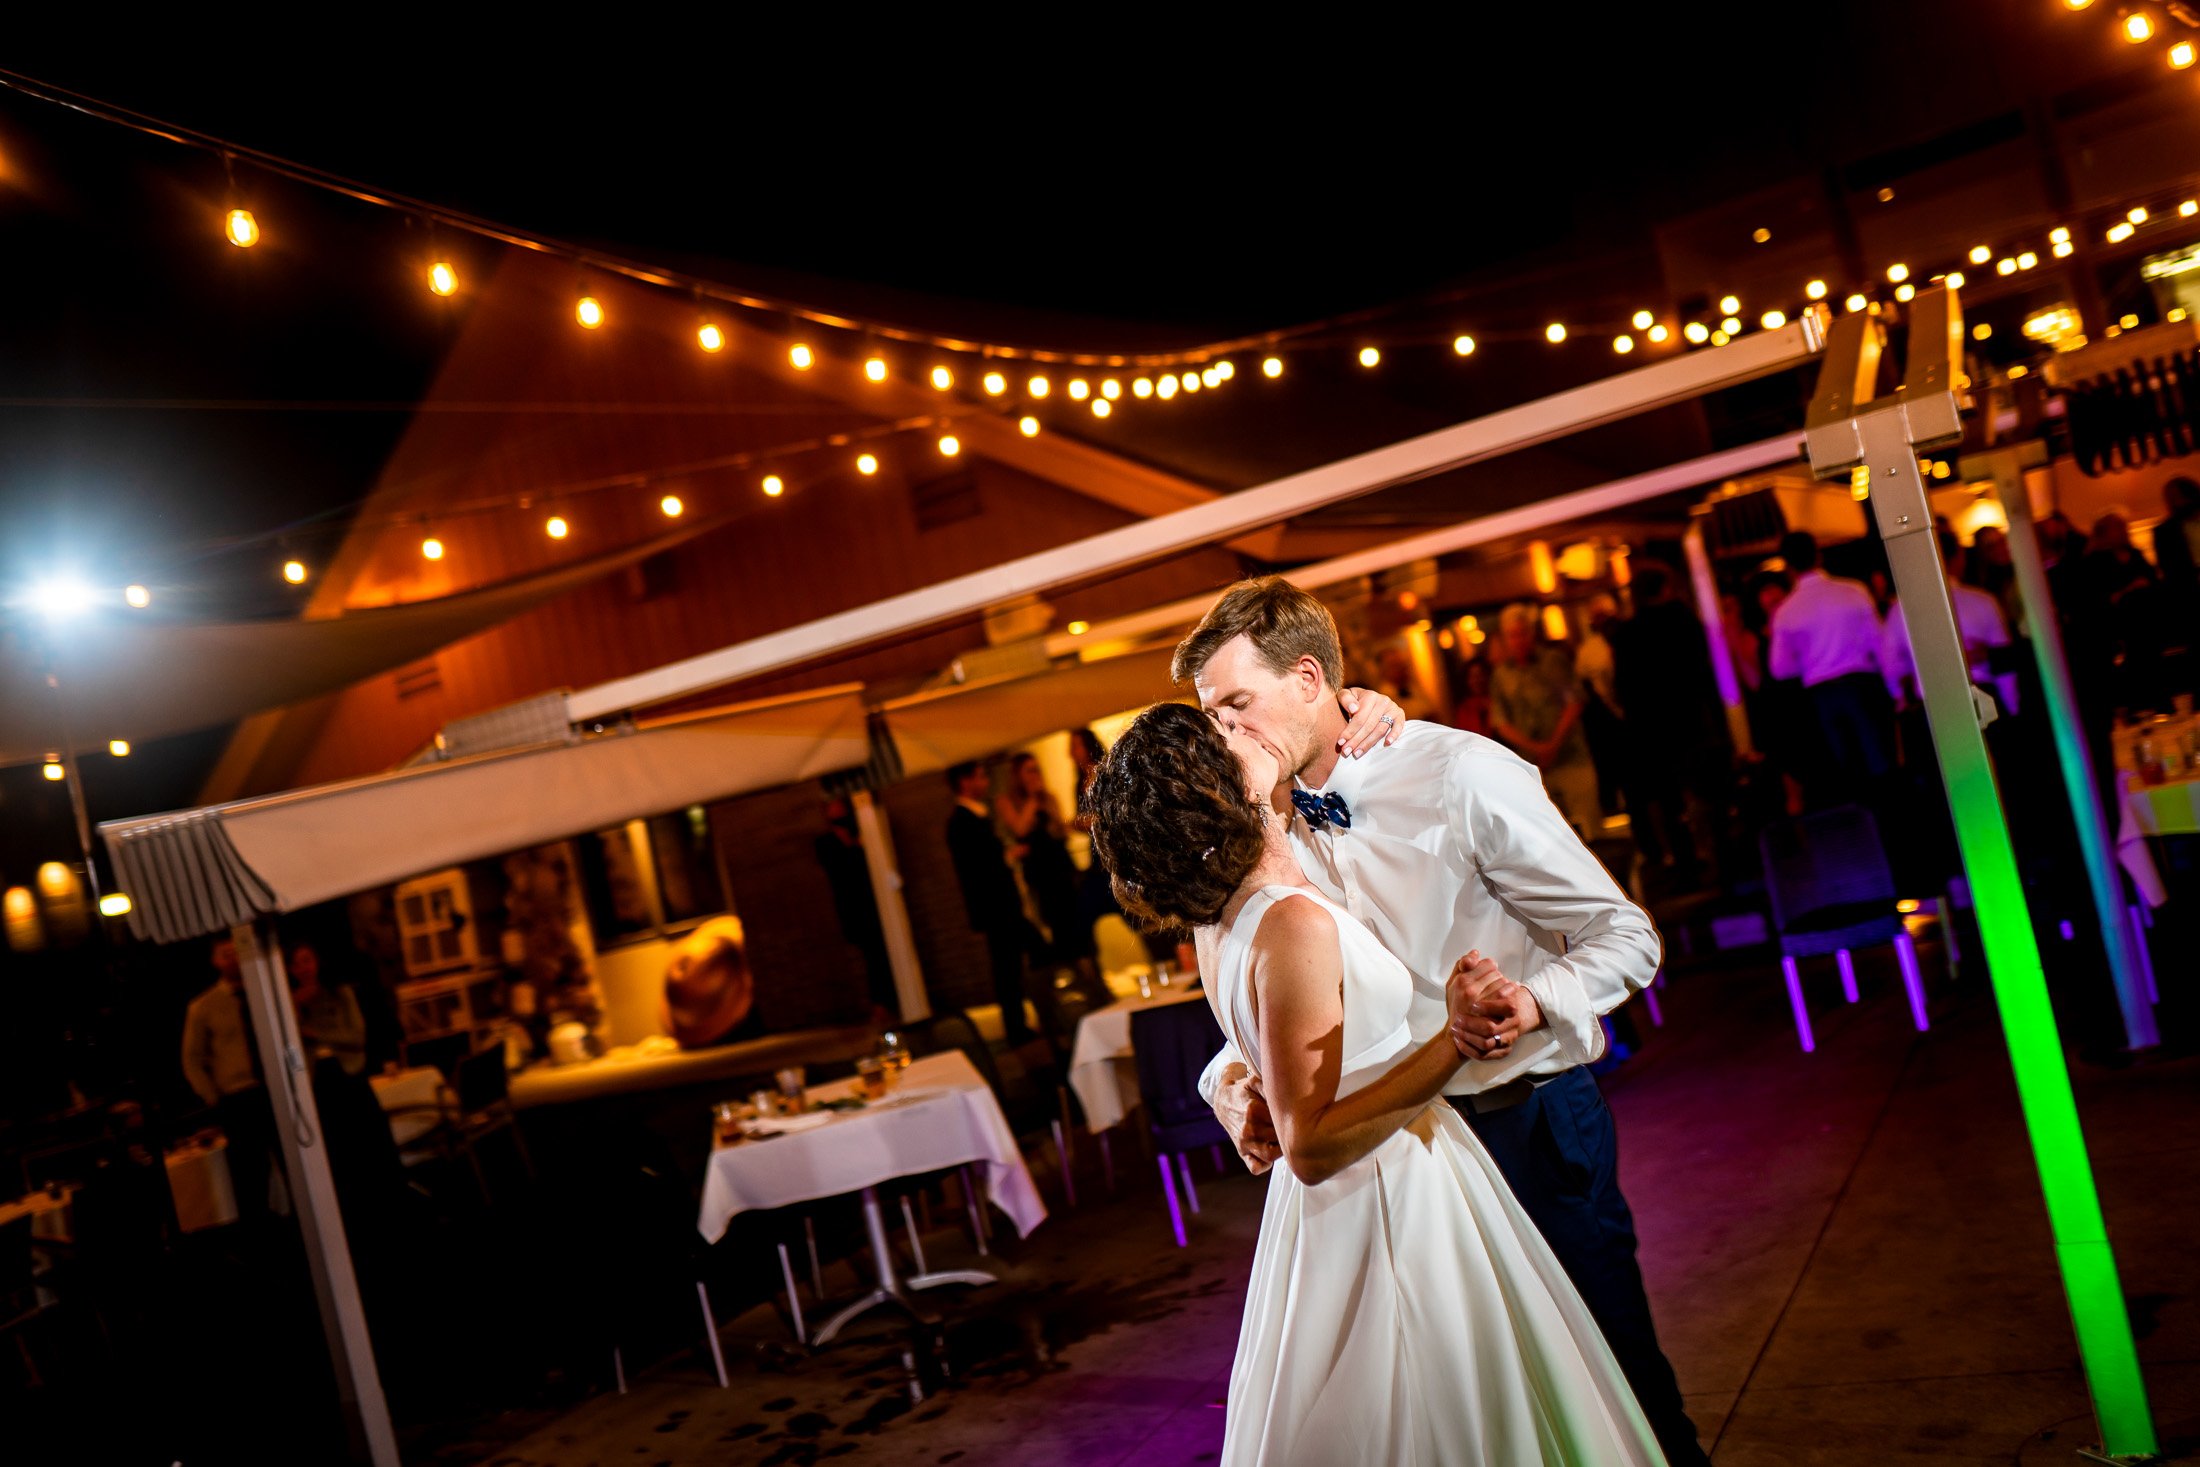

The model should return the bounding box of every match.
[1171,576,1344,691]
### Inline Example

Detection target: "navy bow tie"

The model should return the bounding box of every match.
[1291,789,1352,832]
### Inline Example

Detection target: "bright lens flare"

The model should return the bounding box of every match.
[1684,322,1710,344]
[1805,280,1827,299]
[1092,398,1112,418]
[429,261,457,296]
[1612,335,1634,354]
[1134,376,1156,396]
[124,584,151,608]
[1886,263,1910,283]
[1101,378,1122,399]
[224,208,259,248]
[1181,370,1202,392]
[1647,323,1670,343]
[42,763,64,782]
[99,893,132,918]
[2125,10,2154,41]
[1761,310,1787,329]
[1068,378,1090,400]
[108,740,130,757]
[1719,295,1741,315]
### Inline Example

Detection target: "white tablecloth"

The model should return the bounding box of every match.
[370,1066,448,1147]
[165,1139,237,1233]
[1067,988,1207,1134]
[696,1050,1047,1243]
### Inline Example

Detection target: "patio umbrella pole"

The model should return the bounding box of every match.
[1806,290,2156,1460]
[233,920,400,1466]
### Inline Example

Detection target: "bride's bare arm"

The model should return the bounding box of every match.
[1253,895,1462,1186]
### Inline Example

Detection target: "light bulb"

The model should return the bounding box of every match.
[1997,257,2018,275]
[99,893,131,918]
[2054,240,2075,257]
[659,495,683,517]
[2129,206,2149,224]
[422,537,445,561]
[1358,346,1381,368]
[2186,200,2200,217]
[2125,10,2155,41]
[856,454,879,476]
[983,371,1007,395]
[864,357,888,382]
[2050,226,2071,244]
[1018,415,1040,436]
[1751,227,1771,244]
[1970,244,1992,264]
[1028,375,1050,398]
[1720,315,1742,334]
[1157,375,1179,399]
[224,208,259,248]
[1683,321,1709,344]
[2108,222,2136,243]
[42,762,64,783]
[1711,329,1731,346]
[1068,378,1090,400]
[790,344,814,369]
[1200,367,1220,388]
[2017,251,2038,270]
[1067,621,1090,635]
[108,740,130,757]
[546,516,569,539]
[1760,310,1787,330]
[1946,271,1966,289]
[1631,310,1654,331]
[575,296,604,328]
[931,365,953,390]
[762,475,784,497]
[1181,370,1201,392]
[283,560,307,584]
[2175,40,2196,66]
[1647,323,1670,344]
[938,434,961,456]
[1134,376,1155,397]
[1216,361,1235,380]
[1092,398,1112,418]
[1806,280,1827,300]
[1261,357,1283,378]
[1613,334,1634,354]
[697,323,724,352]
[1719,295,1741,315]
[1453,334,1476,356]
[429,261,457,296]
[1845,293,1868,312]
[1886,263,1909,283]
[1894,283,1915,302]
[1101,378,1122,398]
[124,584,150,608]
[1973,323,1993,340]
[1545,323,1567,344]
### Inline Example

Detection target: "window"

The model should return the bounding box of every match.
[394,870,476,976]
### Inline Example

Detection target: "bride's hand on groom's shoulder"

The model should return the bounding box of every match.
[1214,1063,1282,1174]
[1337,688,1406,759]
[1447,952,1543,1062]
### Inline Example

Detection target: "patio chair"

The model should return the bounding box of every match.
[1130,1000,1231,1248]
[1759,805,1929,1052]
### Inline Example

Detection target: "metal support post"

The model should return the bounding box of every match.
[852,789,930,1021]
[1961,443,2157,1052]
[1806,290,2156,1461]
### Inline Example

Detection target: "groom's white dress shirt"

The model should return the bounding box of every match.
[1199,720,1661,1100]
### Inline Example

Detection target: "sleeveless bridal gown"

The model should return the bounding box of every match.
[1215,885,1664,1466]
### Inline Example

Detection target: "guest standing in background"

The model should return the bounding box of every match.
[1767,530,1893,808]
[1610,561,1718,889]
[288,942,367,1077]
[180,937,275,1227]
[814,798,899,1021]
[1574,594,1627,822]
[1451,656,1495,738]
[2158,478,2200,694]
[998,751,1100,997]
[1489,603,1599,836]
[946,761,1040,1043]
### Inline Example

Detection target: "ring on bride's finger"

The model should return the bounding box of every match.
[1378,714,1395,727]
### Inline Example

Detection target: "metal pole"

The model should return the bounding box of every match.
[232,921,400,1467]
[852,790,930,1021]
[1682,521,1755,756]
[1965,444,2157,1051]
[1809,292,2156,1460]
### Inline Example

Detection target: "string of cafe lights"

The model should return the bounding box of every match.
[2061,0,2200,70]
[8,65,2200,595]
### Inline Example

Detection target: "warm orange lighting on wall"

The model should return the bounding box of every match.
[1529,540,1558,595]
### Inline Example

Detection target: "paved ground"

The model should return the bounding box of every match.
[432,938,2200,1466]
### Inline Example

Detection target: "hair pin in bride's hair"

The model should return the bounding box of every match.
[1200,845,1216,862]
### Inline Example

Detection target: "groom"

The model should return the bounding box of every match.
[1184,577,1708,1467]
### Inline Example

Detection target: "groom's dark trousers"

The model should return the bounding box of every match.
[1452,1067,1711,1467]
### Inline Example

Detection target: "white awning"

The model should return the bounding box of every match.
[879,646,1184,778]
[101,684,870,943]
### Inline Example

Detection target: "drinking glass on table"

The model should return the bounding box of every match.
[775,1066,807,1113]
[879,1029,910,1072]
[855,1056,889,1099]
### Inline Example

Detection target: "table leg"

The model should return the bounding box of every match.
[810,1186,997,1347]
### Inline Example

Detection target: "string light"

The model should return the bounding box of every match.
[1181,370,1202,393]
[1711,329,1731,346]
[1262,357,1284,378]
[790,343,814,369]
[2124,10,2155,41]
[1101,378,1122,399]
[283,560,308,583]
[421,536,445,561]
[864,357,888,382]
[1216,361,1235,381]
[1612,334,1634,354]
[224,208,259,248]
[696,322,725,352]
[575,296,604,328]
[1720,315,1742,334]
[1719,295,1741,315]
[1200,366,1220,388]
[1973,323,1994,340]
[429,261,457,296]
[1545,323,1567,343]
[931,366,953,390]
[1358,346,1381,368]
[1845,293,1869,312]
[1760,310,1787,330]
[1157,375,1179,399]
[1092,398,1112,418]
[2186,200,2200,218]
[2017,251,2038,270]
[109,739,130,757]
[983,371,1007,395]
[42,761,64,783]
[1894,283,1916,302]
[856,454,879,476]
[2173,39,2196,67]
[2054,240,2075,257]
[1028,375,1050,397]
[1647,323,1670,344]
[1630,311,1654,330]
[124,584,150,608]
[1018,415,1041,436]
[659,494,683,517]
[762,474,784,497]
[1068,378,1090,400]
[2051,226,2071,243]
[1752,227,1772,244]
[938,434,960,456]
[1997,256,2018,275]
[1684,322,1710,344]
[1133,376,1155,397]
[1067,620,1090,635]
[546,515,569,539]
[1453,334,1476,355]
[2108,222,2136,243]
[1886,263,1910,283]
[99,893,132,918]
[1969,244,1992,264]
[2129,206,2150,224]
[1805,280,1827,300]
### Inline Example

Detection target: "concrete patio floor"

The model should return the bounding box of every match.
[437,938,2200,1466]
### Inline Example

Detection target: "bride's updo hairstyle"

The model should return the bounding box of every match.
[1084,701,1267,932]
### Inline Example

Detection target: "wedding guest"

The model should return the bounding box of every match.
[1880,538,2016,713]
[180,938,275,1226]
[1574,594,1626,819]
[1489,603,1599,834]
[288,942,367,1077]
[1610,561,1718,886]
[998,751,1099,991]
[946,761,1040,1043]
[814,798,898,1020]
[1768,530,1893,806]
[1451,656,1494,737]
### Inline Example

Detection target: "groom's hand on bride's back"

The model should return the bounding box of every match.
[1448,952,1544,1061]
[1213,1063,1283,1173]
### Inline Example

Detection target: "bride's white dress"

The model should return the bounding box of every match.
[1215,885,1665,1466]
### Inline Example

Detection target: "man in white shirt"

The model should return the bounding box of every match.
[1767,530,1896,804]
[1880,546,2018,715]
[180,937,276,1226]
[1179,577,1707,1466]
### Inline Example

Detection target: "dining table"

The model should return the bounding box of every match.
[695,1049,1045,1345]
[1067,985,1209,1135]
[369,1066,449,1148]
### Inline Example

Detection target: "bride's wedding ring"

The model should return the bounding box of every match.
[1378,714,1396,727]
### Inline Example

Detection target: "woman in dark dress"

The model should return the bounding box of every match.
[998,752,1099,988]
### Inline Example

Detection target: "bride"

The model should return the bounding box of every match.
[1086,701,1664,1466]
